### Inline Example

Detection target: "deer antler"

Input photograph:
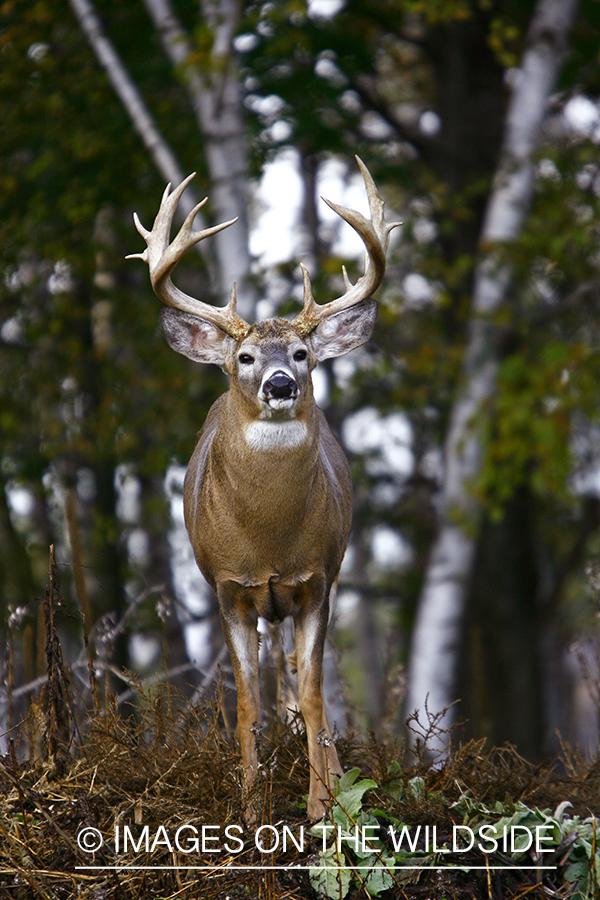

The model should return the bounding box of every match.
[291,156,401,337]
[127,173,251,340]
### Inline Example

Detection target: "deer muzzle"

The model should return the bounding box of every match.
[262,370,298,401]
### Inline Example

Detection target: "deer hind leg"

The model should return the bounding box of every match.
[219,591,261,804]
[268,619,300,723]
[295,595,343,821]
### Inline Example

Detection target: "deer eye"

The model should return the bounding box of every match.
[238,353,254,365]
[293,349,307,362]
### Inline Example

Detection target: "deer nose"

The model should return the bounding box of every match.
[263,371,298,400]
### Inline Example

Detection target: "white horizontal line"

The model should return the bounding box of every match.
[75,865,558,872]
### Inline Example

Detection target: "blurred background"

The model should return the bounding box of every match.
[1,0,600,761]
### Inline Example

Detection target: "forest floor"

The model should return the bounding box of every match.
[1,683,599,900]
[1,553,599,899]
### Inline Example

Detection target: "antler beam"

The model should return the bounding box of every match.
[290,156,402,337]
[127,173,250,340]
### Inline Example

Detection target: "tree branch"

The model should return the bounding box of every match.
[140,0,256,317]
[68,0,217,273]
[349,75,433,160]
[70,0,185,203]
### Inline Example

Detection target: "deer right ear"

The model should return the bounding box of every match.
[308,297,378,362]
[160,308,235,368]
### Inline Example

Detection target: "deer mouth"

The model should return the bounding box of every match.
[259,396,298,420]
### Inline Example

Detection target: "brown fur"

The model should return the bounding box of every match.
[183,350,351,819]
[158,299,379,818]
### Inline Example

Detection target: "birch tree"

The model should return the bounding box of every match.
[0,0,256,692]
[139,0,256,318]
[405,0,579,739]
[3,0,600,751]
[69,0,255,315]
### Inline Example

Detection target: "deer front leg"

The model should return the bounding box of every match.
[295,581,343,821]
[218,587,261,803]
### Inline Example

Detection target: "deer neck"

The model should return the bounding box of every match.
[213,387,320,482]
[228,378,316,454]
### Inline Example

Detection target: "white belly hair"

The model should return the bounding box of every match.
[244,419,308,451]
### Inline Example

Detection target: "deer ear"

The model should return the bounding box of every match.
[160,308,235,368]
[308,298,378,362]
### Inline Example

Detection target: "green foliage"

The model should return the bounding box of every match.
[474,144,600,517]
[3,0,600,747]
[236,0,600,747]
[454,797,600,900]
[240,0,374,161]
[309,766,600,900]
[309,768,392,899]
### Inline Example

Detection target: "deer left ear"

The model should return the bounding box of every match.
[308,298,378,362]
[160,307,236,368]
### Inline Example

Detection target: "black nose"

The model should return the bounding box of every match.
[263,371,298,399]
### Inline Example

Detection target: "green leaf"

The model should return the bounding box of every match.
[335,768,362,791]
[363,858,396,896]
[554,800,574,821]
[408,776,425,800]
[564,860,589,885]
[385,761,404,799]
[332,769,377,823]
[309,848,352,899]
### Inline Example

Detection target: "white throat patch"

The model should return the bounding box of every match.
[244,420,308,451]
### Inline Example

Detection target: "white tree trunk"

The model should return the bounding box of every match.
[141,0,256,318]
[68,0,218,279]
[69,0,194,208]
[405,0,579,741]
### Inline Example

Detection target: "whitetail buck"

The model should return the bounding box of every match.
[128,157,399,820]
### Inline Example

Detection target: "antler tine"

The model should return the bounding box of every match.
[291,156,402,337]
[127,173,250,340]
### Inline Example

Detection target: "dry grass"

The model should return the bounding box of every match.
[1,551,599,899]
[2,692,599,899]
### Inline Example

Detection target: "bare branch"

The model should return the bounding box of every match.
[68,0,217,273]
[69,0,185,204]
